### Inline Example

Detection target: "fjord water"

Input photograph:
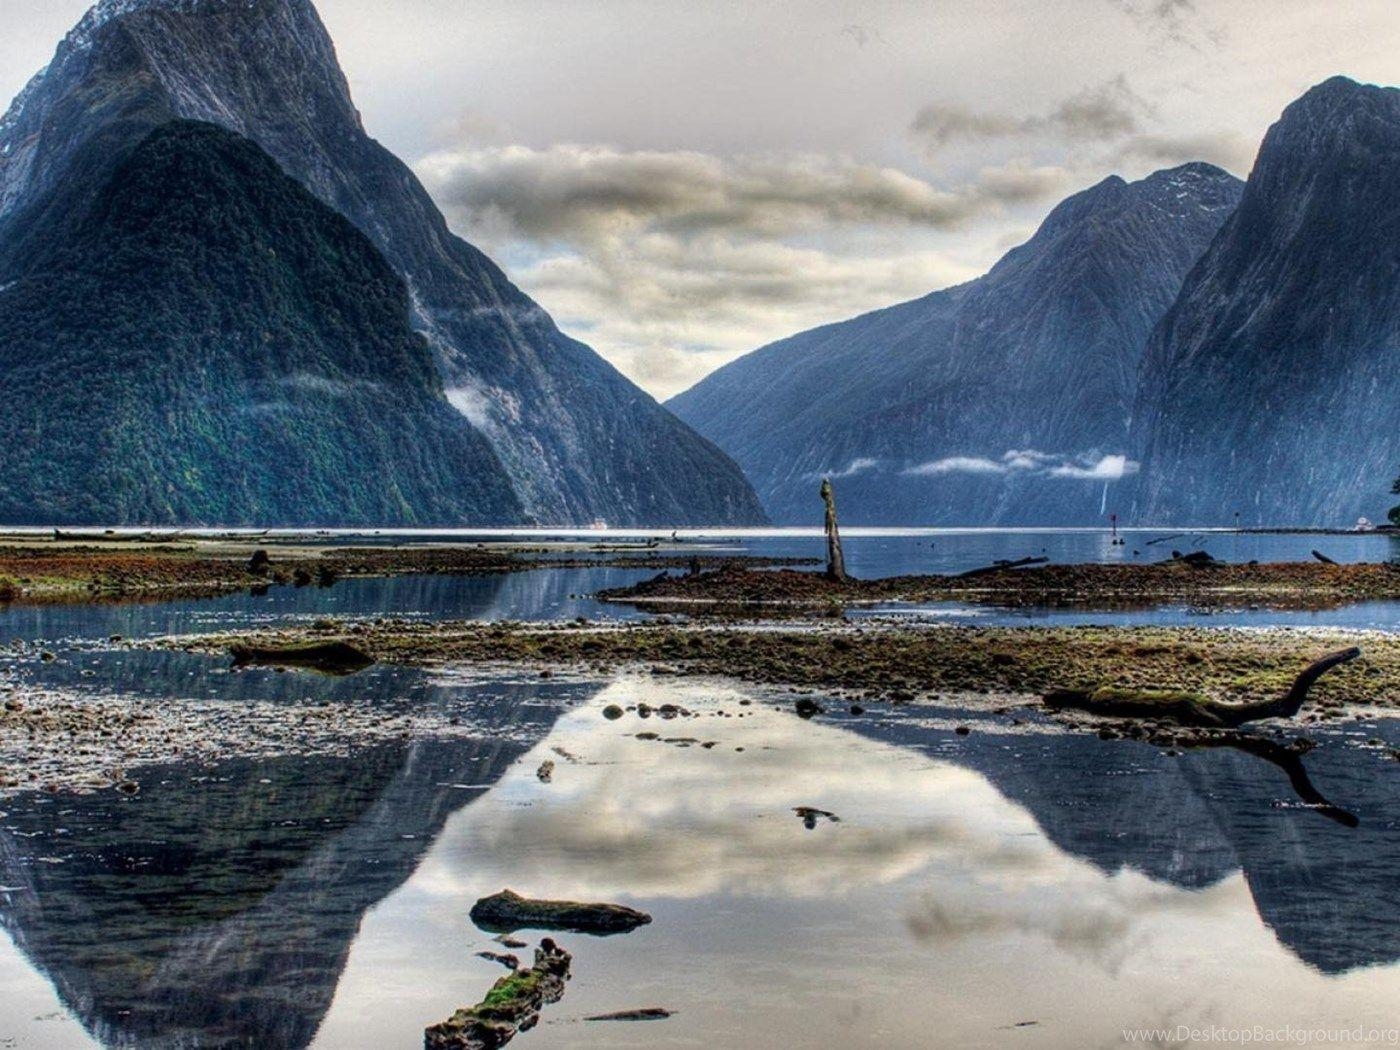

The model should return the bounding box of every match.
[1,529,1399,1049]
[4,528,1400,647]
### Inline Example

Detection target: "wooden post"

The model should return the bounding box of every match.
[821,478,847,582]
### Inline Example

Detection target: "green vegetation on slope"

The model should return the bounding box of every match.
[0,120,522,526]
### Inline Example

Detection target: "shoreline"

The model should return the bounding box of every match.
[11,618,1399,799]
[0,536,816,606]
[164,619,1400,719]
[6,551,1400,798]
[601,561,1400,614]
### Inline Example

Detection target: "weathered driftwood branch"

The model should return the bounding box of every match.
[954,556,1050,581]
[1043,647,1362,728]
[820,479,847,582]
[1145,533,1185,546]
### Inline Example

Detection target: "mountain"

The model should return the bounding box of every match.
[0,0,765,527]
[0,120,524,526]
[669,165,1242,526]
[1132,77,1400,527]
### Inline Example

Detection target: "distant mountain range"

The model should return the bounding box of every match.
[0,0,765,527]
[675,77,1400,528]
[4,2,1396,529]
[671,164,1242,525]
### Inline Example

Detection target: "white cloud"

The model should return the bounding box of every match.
[910,75,1255,181]
[904,449,1140,481]
[417,144,1061,245]
[1049,454,1140,480]
[805,457,880,482]
[906,456,1009,477]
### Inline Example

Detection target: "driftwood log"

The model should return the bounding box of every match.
[1044,647,1362,728]
[426,939,573,1050]
[1145,533,1186,547]
[820,479,847,582]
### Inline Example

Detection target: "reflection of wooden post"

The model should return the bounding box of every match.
[821,478,847,582]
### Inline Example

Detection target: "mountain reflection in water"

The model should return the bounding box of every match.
[0,676,589,1048]
[0,674,1396,1049]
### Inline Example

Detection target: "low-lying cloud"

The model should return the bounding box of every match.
[904,449,1140,482]
[805,457,880,482]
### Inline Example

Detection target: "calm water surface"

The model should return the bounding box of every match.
[0,530,1398,1048]
[4,528,1400,644]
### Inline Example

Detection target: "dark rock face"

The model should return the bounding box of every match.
[0,120,522,527]
[0,0,765,526]
[1132,77,1400,527]
[670,165,1241,526]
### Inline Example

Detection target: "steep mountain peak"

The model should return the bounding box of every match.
[1293,74,1395,108]
[990,162,1241,282]
[1131,77,1400,526]
[0,0,766,526]
[1255,75,1400,169]
[1131,162,1242,218]
[74,0,263,42]
[1137,161,1238,193]
[1,0,353,181]
[2,0,272,136]
[1028,173,1129,239]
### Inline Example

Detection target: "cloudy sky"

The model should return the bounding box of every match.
[4,0,1399,399]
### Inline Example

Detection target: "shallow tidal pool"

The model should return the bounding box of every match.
[2,671,1398,1049]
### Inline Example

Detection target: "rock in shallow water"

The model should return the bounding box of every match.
[229,641,375,676]
[469,890,652,936]
[426,939,572,1050]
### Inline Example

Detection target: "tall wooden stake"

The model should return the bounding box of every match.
[821,478,847,582]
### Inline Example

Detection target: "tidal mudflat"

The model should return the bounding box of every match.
[0,531,1398,1049]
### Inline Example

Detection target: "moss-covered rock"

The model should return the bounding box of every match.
[425,940,571,1050]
